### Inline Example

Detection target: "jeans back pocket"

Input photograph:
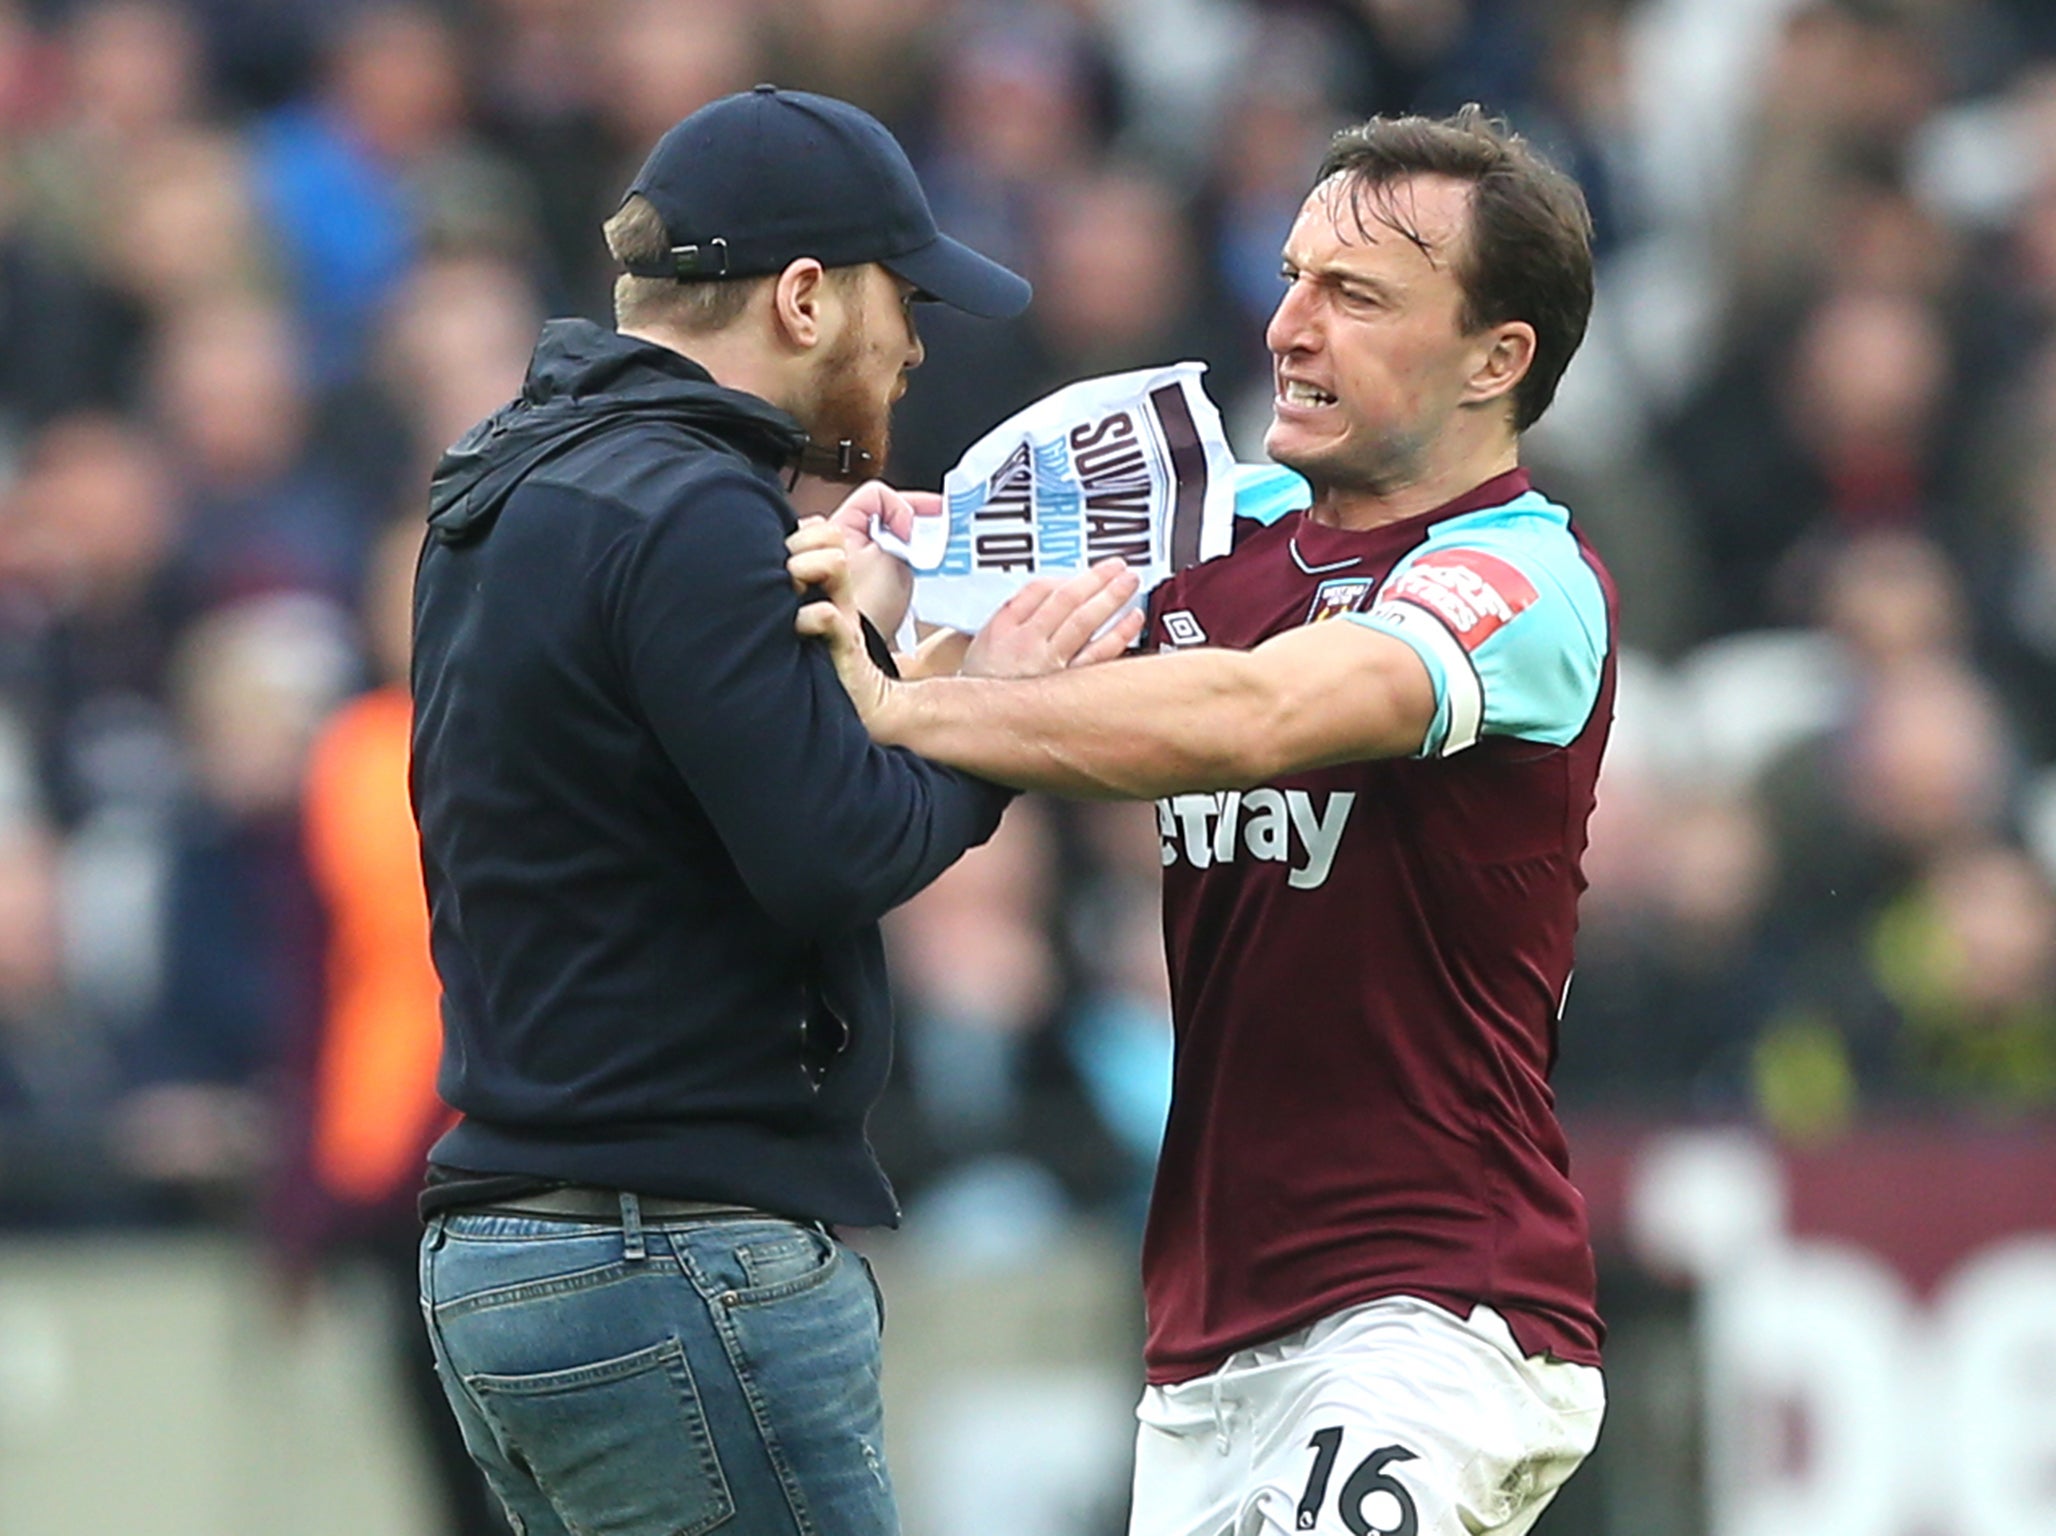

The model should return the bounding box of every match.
[466,1336,734,1536]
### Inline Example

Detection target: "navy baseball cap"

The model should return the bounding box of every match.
[621,85,1031,320]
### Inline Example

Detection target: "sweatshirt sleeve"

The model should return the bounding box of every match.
[609,468,1010,935]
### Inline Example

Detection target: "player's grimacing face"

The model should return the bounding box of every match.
[1263,173,1483,495]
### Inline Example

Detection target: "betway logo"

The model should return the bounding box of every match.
[1157,789,1355,890]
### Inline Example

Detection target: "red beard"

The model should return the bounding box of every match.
[798,318,894,482]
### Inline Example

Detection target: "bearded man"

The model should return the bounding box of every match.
[408,85,1131,1536]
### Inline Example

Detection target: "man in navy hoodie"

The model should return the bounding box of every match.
[410,87,1134,1536]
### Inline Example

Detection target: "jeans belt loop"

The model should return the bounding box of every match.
[620,1190,646,1262]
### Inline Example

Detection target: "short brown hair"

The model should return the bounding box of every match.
[1316,106,1594,430]
[604,194,872,337]
[604,194,761,334]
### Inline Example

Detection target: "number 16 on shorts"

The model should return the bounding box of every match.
[1295,1430,1419,1536]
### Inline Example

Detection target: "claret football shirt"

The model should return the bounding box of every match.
[1140,466,1615,1384]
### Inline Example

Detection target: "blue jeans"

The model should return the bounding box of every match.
[419,1204,897,1536]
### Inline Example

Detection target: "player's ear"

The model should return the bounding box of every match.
[1463,320,1535,410]
[771,258,830,352]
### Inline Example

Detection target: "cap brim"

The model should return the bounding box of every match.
[885,234,1031,319]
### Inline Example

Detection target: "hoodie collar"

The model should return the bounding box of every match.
[426,320,812,545]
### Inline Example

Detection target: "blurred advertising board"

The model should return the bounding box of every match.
[1571,1120,2056,1536]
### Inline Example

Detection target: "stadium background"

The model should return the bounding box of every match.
[0,0,2050,1531]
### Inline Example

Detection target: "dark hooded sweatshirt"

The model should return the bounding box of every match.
[410,320,1007,1226]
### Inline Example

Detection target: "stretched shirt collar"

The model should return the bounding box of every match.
[1288,467,1533,569]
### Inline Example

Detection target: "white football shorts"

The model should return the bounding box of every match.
[1129,1296,1605,1536]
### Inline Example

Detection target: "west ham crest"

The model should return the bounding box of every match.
[1305,577,1375,624]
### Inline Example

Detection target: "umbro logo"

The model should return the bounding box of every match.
[1161,610,1207,647]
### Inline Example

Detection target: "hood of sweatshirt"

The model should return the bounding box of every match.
[426,318,810,545]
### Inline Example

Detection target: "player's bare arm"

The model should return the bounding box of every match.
[888,570,1147,681]
[789,524,1436,798]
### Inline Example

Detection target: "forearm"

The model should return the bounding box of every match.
[875,649,1293,798]
[893,626,971,680]
[867,616,1439,796]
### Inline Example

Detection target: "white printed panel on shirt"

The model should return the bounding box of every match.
[1381,549,1538,651]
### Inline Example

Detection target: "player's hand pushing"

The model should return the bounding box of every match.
[787,519,1143,725]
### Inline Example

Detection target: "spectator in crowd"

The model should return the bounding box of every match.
[248,2,527,380]
[892,161,1244,487]
[1980,447,2056,762]
[1747,630,2029,1132]
[115,591,354,1221]
[1758,540,2011,954]
[0,1,210,419]
[0,0,59,134]
[879,5,1129,487]
[1032,165,1247,396]
[467,0,611,314]
[1561,787,1780,1112]
[14,0,211,269]
[0,413,183,826]
[321,248,545,519]
[1199,16,1348,349]
[1878,841,2056,1109]
[106,127,278,323]
[0,813,134,1224]
[1720,2,1942,325]
[1282,0,1543,122]
[293,528,447,1251]
[764,0,948,137]
[1524,0,1647,260]
[1665,281,1963,632]
[1060,800,1176,1228]
[1748,829,2056,1137]
[918,3,1114,280]
[149,293,372,610]
[576,0,763,297]
[0,160,128,427]
[593,0,763,169]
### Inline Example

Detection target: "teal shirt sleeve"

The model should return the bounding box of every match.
[1343,502,1608,758]
[1231,462,1312,525]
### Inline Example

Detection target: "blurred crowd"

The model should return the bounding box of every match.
[0,0,2050,1270]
